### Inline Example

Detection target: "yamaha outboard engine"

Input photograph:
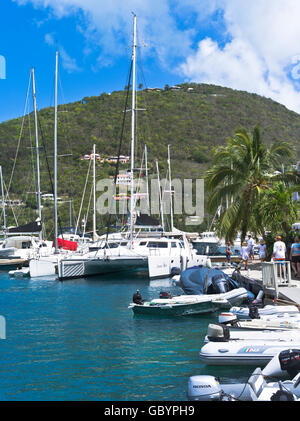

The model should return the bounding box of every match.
[279,349,300,378]
[249,304,260,319]
[187,376,222,401]
[210,274,230,294]
[263,349,300,378]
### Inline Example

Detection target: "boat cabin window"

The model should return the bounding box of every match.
[120,242,128,246]
[22,242,31,249]
[171,242,177,248]
[147,241,168,248]
[139,241,147,246]
[179,242,184,248]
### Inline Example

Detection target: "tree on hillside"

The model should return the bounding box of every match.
[205,125,295,242]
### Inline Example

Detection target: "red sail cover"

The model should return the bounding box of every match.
[53,238,78,251]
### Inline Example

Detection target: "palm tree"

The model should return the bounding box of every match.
[205,125,295,242]
[255,181,298,239]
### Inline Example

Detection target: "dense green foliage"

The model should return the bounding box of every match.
[0,82,300,239]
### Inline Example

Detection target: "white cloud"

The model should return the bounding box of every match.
[45,32,81,73]
[179,0,300,113]
[14,0,300,112]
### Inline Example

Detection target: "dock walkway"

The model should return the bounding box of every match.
[223,260,300,307]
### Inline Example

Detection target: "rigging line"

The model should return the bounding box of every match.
[105,59,133,243]
[36,112,64,237]
[75,158,92,236]
[7,72,32,196]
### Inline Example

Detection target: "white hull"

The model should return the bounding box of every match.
[199,340,300,365]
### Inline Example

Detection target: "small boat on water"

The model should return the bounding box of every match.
[218,310,300,331]
[179,265,255,301]
[188,349,300,401]
[228,304,300,320]
[129,292,230,316]
[129,266,251,316]
[199,323,300,365]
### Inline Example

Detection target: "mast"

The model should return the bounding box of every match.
[167,144,174,232]
[93,144,97,241]
[0,166,6,238]
[54,51,59,253]
[145,144,150,214]
[156,160,165,231]
[129,13,137,247]
[31,67,42,240]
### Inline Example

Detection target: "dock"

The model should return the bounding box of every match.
[0,258,28,268]
[223,259,300,307]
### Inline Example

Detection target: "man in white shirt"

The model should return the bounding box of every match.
[272,235,286,277]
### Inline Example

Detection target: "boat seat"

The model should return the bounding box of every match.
[247,368,266,397]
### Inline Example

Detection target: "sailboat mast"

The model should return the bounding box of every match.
[54,51,59,253]
[168,144,174,232]
[31,67,42,240]
[0,166,6,238]
[129,14,137,247]
[145,144,150,214]
[156,160,165,231]
[93,144,97,241]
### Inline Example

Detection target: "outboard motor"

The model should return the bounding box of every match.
[263,349,300,378]
[218,312,239,326]
[187,376,222,401]
[207,324,230,342]
[210,274,230,294]
[249,304,260,319]
[279,349,300,378]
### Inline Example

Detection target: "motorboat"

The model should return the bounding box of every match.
[218,310,300,331]
[188,349,300,401]
[229,304,300,320]
[129,286,250,317]
[179,265,255,301]
[128,293,229,316]
[199,324,300,366]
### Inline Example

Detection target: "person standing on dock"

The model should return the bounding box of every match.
[258,239,267,262]
[290,236,300,278]
[272,235,287,278]
[247,234,255,262]
[241,241,249,270]
[225,242,233,267]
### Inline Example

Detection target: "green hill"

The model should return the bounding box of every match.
[0,82,299,236]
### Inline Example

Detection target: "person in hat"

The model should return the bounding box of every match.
[272,235,286,277]
[133,289,143,305]
[258,239,267,262]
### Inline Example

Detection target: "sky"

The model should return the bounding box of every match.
[1,0,300,123]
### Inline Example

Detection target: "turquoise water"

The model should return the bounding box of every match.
[0,270,252,401]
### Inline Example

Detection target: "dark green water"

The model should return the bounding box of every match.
[0,270,253,401]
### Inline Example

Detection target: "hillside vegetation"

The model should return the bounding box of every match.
[0,83,299,237]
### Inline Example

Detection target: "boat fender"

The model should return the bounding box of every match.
[207,324,230,342]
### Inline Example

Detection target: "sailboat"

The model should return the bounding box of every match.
[57,14,210,280]
[1,68,55,268]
